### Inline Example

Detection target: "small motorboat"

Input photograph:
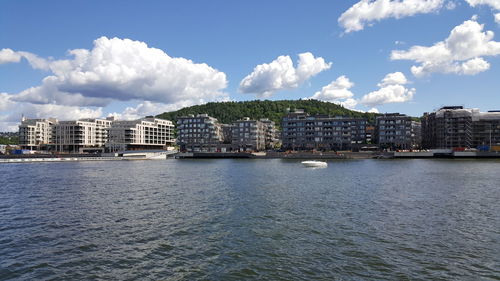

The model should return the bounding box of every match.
[301,160,328,168]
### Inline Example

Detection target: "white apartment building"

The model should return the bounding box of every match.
[19,117,58,150]
[107,117,174,151]
[53,118,113,153]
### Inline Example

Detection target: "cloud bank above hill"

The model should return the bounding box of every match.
[0,37,231,129]
[239,52,331,98]
[307,72,415,112]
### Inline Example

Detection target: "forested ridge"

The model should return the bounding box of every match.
[156,100,379,127]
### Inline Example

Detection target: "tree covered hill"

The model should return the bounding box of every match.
[156,100,379,127]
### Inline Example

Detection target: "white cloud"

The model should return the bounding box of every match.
[114,100,212,121]
[9,36,229,107]
[465,0,500,10]
[360,72,415,106]
[0,49,22,64]
[378,71,408,86]
[391,18,500,76]
[495,12,500,22]
[308,75,358,109]
[0,92,103,131]
[239,52,331,97]
[17,51,51,70]
[446,1,458,9]
[339,98,359,109]
[310,75,355,100]
[1,37,231,131]
[309,72,413,109]
[368,107,380,113]
[338,0,444,33]
[0,48,51,69]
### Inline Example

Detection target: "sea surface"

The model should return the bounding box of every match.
[0,159,499,280]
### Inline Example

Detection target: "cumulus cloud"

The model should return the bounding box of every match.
[111,100,218,121]
[9,36,229,107]
[465,0,500,10]
[391,18,500,76]
[1,37,231,130]
[338,0,445,33]
[495,12,500,22]
[0,92,103,131]
[309,72,414,109]
[0,48,50,70]
[360,72,415,107]
[445,1,458,9]
[378,71,408,86]
[308,76,358,109]
[0,49,22,64]
[239,52,331,97]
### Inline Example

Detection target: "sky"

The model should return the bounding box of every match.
[1,0,500,131]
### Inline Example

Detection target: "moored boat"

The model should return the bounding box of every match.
[301,160,327,168]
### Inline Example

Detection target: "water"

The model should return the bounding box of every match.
[0,159,499,280]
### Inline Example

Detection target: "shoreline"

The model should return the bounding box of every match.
[2,151,500,164]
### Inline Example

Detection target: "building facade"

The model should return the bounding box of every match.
[18,118,57,150]
[411,121,422,149]
[422,106,500,149]
[260,118,279,149]
[107,117,175,151]
[375,113,413,150]
[281,110,368,151]
[177,114,278,152]
[177,114,225,152]
[53,118,113,153]
[231,118,267,151]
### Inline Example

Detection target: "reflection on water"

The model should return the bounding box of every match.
[0,159,499,280]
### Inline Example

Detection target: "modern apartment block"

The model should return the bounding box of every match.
[260,118,280,149]
[231,117,267,151]
[422,106,500,149]
[281,110,368,151]
[53,118,113,153]
[18,117,57,150]
[177,114,225,152]
[411,121,422,149]
[107,117,175,151]
[375,113,413,150]
[176,114,278,152]
[19,115,175,153]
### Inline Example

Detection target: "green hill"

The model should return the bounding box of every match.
[156,100,379,127]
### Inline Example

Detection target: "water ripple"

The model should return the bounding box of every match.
[0,159,499,280]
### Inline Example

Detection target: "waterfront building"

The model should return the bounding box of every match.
[281,110,368,151]
[422,106,500,149]
[375,113,412,150]
[411,121,422,149]
[260,118,280,149]
[231,117,267,151]
[177,114,225,152]
[221,124,233,145]
[107,117,175,151]
[18,117,58,150]
[471,110,500,149]
[365,125,375,144]
[53,118,113,153]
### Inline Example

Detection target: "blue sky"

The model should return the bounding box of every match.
[1,0,500,130]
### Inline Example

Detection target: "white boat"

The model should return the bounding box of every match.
[301,160,328,168]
